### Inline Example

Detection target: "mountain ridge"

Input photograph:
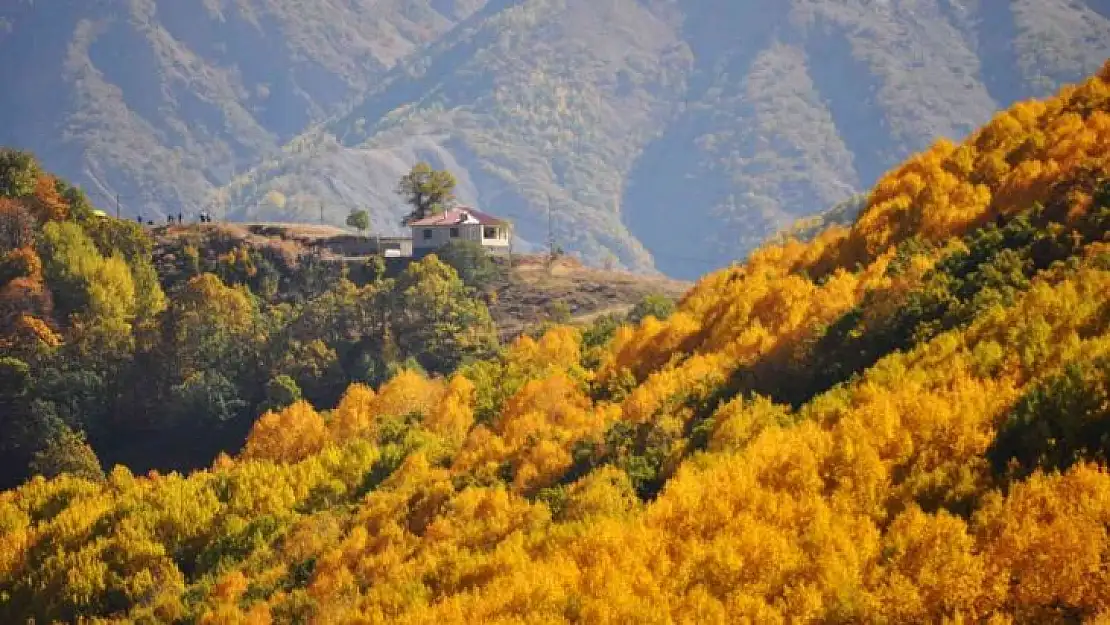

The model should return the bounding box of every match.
[2,0,1109,276]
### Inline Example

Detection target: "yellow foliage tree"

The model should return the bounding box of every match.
[243,401,329,464]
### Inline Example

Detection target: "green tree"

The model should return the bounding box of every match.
[0,356,30,399]
[0,149,41,199]
[261,375,303,414]
[988,357,1110,481]
[581,312,625,370]
[397,162,457,224]
[30,368,109,441]
[360,255,387,284]
[434,240,503,291]
[346,209,370,233]
[55,177,95,222]
[82,217,152,264]
[169,370,249,425]
[273,339,346,407]
[29,424,104,482]
[161,273,260,396]
[37,220,100,317]
[38,221,140,349]
[0,358,34,488]
[390,256,499,374]
[627,293,677,324]
[129,258,167,330]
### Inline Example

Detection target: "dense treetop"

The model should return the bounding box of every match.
[2,63,1110,623]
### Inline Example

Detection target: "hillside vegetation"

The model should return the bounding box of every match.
[2,60,1110,624]
[3,1,1109,276]
[0,173,682,493]
[145,221,688,340]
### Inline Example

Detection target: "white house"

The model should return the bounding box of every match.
[408,207,511,257]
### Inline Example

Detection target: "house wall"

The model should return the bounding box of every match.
[410,223,512,258]
[412,223,480,250]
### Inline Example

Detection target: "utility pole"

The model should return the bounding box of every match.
[223,162,235,222]
[547,192,555,259]
[115,193,120,219]
[319,200,325,225]
[373,203,381,254]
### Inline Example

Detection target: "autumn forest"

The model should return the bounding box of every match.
[2,61,1110,623]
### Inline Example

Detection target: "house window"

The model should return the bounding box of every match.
[422,229,432,240]
[450,227,459,238]
[483,227,497,239]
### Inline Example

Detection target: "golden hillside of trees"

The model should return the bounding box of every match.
[2,61,1110,624]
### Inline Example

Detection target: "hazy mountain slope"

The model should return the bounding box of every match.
[227,0,1110,277]
[2,0,1109,277]
[227,0,688,271]
[0,0,485,214]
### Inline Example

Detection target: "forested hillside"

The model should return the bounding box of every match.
[2,59,1110,624]
[0,156,680,492]
[3,0,1109,276]
[0,158,505,490]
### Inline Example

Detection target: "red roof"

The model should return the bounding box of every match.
[407,207,506,227]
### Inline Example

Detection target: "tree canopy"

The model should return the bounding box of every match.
[345,208,369,233]
[397,162,457,224]
[3,63,1110,625]
[433,239,504,291]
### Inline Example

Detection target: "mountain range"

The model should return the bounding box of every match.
[2,0,1109,277]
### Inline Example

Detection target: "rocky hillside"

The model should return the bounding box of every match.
[3,0,1110,276]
